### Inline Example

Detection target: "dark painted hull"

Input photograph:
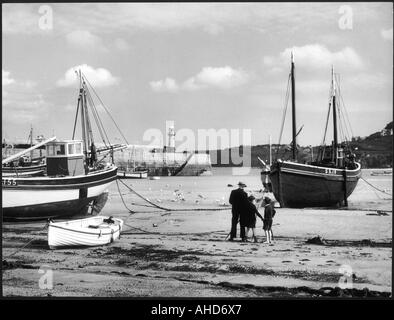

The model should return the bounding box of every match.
[269,161,361,208]
[2,166,117,221]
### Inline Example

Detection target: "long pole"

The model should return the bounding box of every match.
[332,66,338,165]
[291,53,297,161]
[269,134,272,166]
[29,125,33,160]
[2,136,56,165]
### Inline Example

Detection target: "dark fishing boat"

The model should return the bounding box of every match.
[2,72,120,221]
[2,127,46,177]
[266,54,361,208]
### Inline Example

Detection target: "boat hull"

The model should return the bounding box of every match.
[269,161,361,208]
[2,166,117,221]
[117,170,148,179]
[48,216,123,249]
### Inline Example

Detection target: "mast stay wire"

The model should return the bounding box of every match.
[82,73,130,145]
[275,74,291,160]
[85,87,110,147]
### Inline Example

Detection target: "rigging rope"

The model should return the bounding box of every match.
[82,73,130,145]
[275,74,291,160]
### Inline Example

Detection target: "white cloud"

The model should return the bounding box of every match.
[56,64,119,88]
[150,66,249,93]
[184,66,249,90]
[2,70,15,86]
[264,44,364,71]
[381,28,393,41]
[66,30,102,47]
[150,78,179,93]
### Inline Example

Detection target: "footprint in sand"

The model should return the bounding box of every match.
[300,258,310,262]
[282,260,292,263]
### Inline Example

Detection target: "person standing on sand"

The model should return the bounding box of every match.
[228,182,248,241]
[242,195,264,243]
[262,196,276,244]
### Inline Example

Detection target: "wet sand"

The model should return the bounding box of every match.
[2,169,392,297]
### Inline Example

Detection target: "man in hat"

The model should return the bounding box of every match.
[228,181,248,241]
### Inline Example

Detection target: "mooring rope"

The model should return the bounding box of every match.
[117,178,231,212]
[4,224,48,259]
[360,176,392,197]
[115,179,136,214]
[121,222,227,236]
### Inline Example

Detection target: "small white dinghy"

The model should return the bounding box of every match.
[48,216,124,249]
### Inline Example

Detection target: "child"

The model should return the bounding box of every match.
[262,196,276,244]
[243,195,264,243]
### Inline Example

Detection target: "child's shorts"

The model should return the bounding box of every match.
[263,219,273,230]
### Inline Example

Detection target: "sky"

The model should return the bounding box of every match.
[2,2,393,151]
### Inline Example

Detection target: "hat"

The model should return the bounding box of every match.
[264,196,271,204]
[238,181,247,187]
[248,195,256,201]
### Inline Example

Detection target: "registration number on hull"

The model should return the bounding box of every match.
[2,178,17,186]
[325,168,337,174]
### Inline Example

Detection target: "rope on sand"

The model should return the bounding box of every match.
[117,178,231,213]
[121,222,227,236]
[4,224,48,258]
[360,177,392,197]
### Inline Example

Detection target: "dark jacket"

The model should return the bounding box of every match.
[264,204,276,220]
[229,188,248,213]
[241,201,263,228]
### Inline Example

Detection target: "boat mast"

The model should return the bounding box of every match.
[29,125,33,160]
[290,52,297,161]
[331,66,338,165]
[79,71,89,173]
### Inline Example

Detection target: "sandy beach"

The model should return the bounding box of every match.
[2,168,392,297]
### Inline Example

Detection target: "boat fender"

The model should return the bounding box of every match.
[99,230,102,238]
[110,229,114,243]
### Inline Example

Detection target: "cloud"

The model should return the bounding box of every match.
[56,64,119,87]
[2,70,15,86]
[264,44,364,71]
[150,66,249,93]
[66,30,102,47]
[184,66,249,90]
[2,3,391,39]
[150,78,179,93]
[381,28,393,41]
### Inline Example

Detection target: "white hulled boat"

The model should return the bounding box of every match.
[2,72,119,221]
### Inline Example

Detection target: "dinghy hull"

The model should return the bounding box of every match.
[48,216,123,249]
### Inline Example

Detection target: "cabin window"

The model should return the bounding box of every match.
[56,144,65,155]
[68,144,75,155]
[47,145,55,156]
[75,143,82,154]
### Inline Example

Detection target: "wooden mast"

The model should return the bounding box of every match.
[332,66,338,165]
[79,71,88,173]
[291,52,297,161]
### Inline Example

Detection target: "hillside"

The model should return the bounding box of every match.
[210,121,393,168]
